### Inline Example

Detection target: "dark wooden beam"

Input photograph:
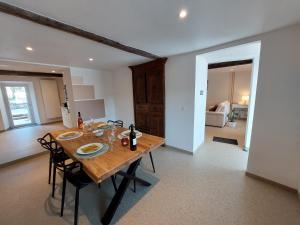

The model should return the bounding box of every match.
[208,59,253,70]
[0,70,63,77]
[0,2,159,59]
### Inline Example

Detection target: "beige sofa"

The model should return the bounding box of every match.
[206,101,230,127]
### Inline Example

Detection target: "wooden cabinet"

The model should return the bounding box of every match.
[130,58,167,138]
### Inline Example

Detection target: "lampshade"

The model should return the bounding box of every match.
[241,95,249,105]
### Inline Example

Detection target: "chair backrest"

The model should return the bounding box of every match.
[37,133,58,153]
[107,120,124,128]
[114,120,124,128]
[107,120,114,125]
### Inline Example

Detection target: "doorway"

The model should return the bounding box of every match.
[1,83,35,128]
[193,41,261,155]
[205,62,253,150]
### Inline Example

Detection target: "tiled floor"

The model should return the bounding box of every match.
[205,120,246,149]
[0,122,65,166]
[0,143,300,225]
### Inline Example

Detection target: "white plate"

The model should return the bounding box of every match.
[57,131,83,140]
[97,124,112,130]
[119,130,142,139]
[76,143,104,155]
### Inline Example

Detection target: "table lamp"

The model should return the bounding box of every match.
[241,95,249,105]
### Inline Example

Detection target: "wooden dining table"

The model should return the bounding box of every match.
[50,122,164,225]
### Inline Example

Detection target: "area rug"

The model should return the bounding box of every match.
[213,136,238,145]
[50,166,159,225]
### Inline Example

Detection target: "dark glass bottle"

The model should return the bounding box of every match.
[129,124,137,151]
[77,112,83,129]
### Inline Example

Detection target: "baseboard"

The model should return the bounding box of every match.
[40,120,63,125]
[245,172,298,194]
[0,151,48,169]
[164,145,194,155]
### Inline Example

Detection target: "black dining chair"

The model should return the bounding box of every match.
[37,133,70,198]
[114,120,124,128]
[60,162,118,225]
[107,119,124,128]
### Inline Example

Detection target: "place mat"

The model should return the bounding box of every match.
[74,143,109,159]
[57,131,83,141]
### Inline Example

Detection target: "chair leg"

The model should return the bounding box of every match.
[48,155,52,184]
[74,187,80,225]
[60,173,67,217]
[149,152,156,173]
[52,164,56,198]
[111,176,117,193]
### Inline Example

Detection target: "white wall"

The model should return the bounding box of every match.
[40,79,62,119]
[207,69,251,107]
[170,24,300,190]
[207,70,231,106]
[246,25,300,190]
[110,24,300,191]
[70,67,115,122]
[233,71,251,104]
[193,58,208,151]
[111,67,134,128]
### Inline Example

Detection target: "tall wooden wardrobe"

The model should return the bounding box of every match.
[129,58,167,138]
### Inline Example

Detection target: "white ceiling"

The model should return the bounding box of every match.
[1,0,300,70]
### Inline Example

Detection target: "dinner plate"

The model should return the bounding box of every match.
[57,131,83,140]
[97,124,112,130]
[119,130,142,139]
[76,143,104,155]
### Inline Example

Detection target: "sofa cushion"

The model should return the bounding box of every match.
[216,101,230,114]
[209,104,218,112]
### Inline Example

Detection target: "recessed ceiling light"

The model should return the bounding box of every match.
[89,58,94,61]
[51,70,56,73]
[179,9,188,19]
[26,46,33,51]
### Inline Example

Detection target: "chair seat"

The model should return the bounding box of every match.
[52,150,70,164]
[65,170,92,189]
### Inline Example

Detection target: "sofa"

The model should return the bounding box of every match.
[206,101,230,127]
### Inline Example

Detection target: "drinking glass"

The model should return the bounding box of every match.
[108,133,115,151]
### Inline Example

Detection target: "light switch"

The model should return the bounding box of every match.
[200,90,204,95]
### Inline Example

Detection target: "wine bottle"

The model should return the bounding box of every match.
[77,112,83,129]
[129,124,137,151]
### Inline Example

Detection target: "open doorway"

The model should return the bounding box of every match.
[205,61,253,150]
[0,63,67,165]
[193,42,261,157]
[1,83,35,128]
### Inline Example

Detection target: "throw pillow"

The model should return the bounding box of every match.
[209,104,218,111]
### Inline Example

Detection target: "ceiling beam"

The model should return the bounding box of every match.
[0,69,63,77]
[208,59,253,69]
[0,2,160,59]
